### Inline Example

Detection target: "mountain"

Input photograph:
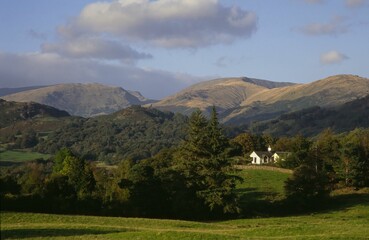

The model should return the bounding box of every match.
[0,86,47,97]
[2,83,157,117]
[152,75,369,124]
[151,77,295,115]
[225,74,369,124]
[250,95,369,136]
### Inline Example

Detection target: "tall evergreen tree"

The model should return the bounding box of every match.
[176,108,240,215]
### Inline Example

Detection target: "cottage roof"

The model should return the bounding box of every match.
[253,151,274,157]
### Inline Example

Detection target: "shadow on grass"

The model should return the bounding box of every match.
[236,187,369,218]
[1,228,125,239]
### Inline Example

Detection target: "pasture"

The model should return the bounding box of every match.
[1,168,368,239]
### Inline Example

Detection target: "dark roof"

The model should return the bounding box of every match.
[253,151,273,157]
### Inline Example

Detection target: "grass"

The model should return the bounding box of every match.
[1,192,368,239]
[0,149,51,165]
[1,168,369,239]
[235,168,290,217]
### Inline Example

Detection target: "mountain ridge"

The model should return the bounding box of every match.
[2,83,157,117]
[152,74,369,124]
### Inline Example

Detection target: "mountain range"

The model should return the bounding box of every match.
[2,83,156,117]
[1,74,369,125]
[152,74,369,124]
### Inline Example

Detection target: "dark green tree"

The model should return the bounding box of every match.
[176,108,240,215]
[340,129,369,187]
[284,164,330,203]
[280,134,311,169]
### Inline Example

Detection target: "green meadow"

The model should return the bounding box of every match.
[1,168,369,239]
[0,149,50,164]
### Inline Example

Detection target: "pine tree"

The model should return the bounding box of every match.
[176,108,240,214]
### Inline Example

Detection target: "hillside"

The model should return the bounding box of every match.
[36,105,188,162]
[0,99,76,144]
[225,74,369,124]
[151,77,294,115]
[151,75,369,125]
[2,83,156,117]
[0,99,70,128]
[250,95,369,136]
[0,86,47,97]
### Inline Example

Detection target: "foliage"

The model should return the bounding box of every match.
[250,95,369,137]
[175,108,240,215]
[284,164,330,204]
[35,106,188,162]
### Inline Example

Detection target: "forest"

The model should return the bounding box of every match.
[1,107,369,220]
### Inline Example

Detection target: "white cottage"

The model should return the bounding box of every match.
[249,146,290,165]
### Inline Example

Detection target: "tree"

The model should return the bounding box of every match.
[284,164,330,204]
[20,129,38,148]
[175,108,240,215]
[53,149,96,198]
[340,129,369,187]
[232,133,255,157]
[280,134,311,169]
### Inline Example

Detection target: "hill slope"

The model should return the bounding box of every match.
[2,83,156,117]
[0,99,70,128]
[35,105,188,162]
[0,86,47,97]
[250,94,369,136]
[225,74,369,124]
[151,77,294,115]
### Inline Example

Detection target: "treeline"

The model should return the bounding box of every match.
[1,108,240,219]
[232,129,369,188]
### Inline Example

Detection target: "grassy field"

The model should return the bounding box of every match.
[0,150,51,164]
[1,168,369,239]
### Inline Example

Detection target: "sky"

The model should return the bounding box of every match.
[0,0,368,99]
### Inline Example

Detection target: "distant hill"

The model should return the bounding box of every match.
[0,99,74,144]
[250,95,369,136]
[2,83,157,117]
[152,75,369,124]
[0,86,47,97]
[225,74,369,124]
[0,99,70,128]
[151,77,295,115]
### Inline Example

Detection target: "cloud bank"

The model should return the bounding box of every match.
[0,52,200,99]
[320,50,349,65]
[58,0,258,48]
[41,37,152,62]
[1,0,258,98]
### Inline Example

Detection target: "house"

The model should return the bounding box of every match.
[250,146,290,165]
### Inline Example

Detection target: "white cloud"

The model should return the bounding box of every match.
[320,50,349,65]
[58,0,257,48]
[41,37,152,63]
[345,0,367,8]
[0,52,200,99]
[299,16,348,36]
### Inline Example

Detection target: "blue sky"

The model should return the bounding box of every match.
[0,0,368,99]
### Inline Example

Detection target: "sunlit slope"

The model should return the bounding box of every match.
[224,74,369,124]
[152,77,293,115]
